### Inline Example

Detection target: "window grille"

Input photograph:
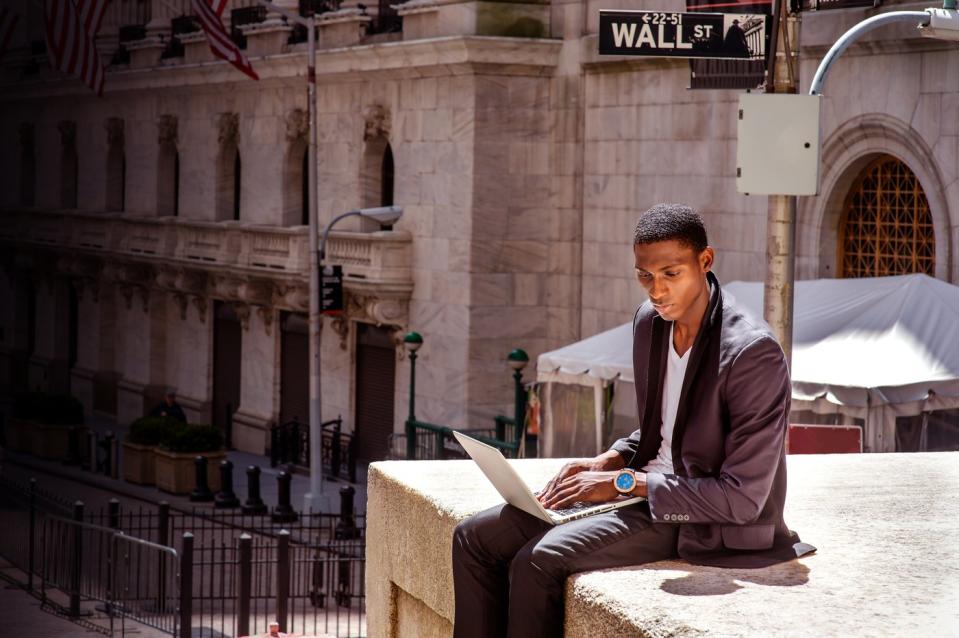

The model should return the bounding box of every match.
[840,155,935,278]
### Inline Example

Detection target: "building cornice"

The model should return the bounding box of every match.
[0,36,561,102]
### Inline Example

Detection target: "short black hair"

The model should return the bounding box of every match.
[633,203,708,252]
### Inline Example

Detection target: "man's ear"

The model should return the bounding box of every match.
[700,247,715,272]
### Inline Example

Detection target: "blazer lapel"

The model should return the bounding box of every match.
[631,314,669,470]
[670,273,722,475]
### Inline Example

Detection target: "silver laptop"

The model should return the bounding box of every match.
[453,431,645,525]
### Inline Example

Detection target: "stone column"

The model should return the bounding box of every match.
[115,286,167,425]
[28,276,71,394]
[164,292,213,423]
[232,306,280,454]
[238,115,285,225]
[125,116,160,216]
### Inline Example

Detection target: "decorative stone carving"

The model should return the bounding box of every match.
[157,114,178,146]
[217,112,239,147]
[330,316,350,351]
[173,293,189,320]
[233,302,251,330]
[192,295,208,323]
[106,117,124,147]
[286,108,308,142]
[363,104,391,142]
[256,306,275,336]
[345,290,408,327]
[119,284,149,312]
[237,279,272,306]
[58,120,77,148]
[212,275,242,300]
[273,282,310,312]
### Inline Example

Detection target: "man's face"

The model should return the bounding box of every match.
[165,394,175,405]
[633,240,714,324]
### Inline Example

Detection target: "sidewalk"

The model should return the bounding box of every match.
[0,568,168,638]
[0,408,369,517]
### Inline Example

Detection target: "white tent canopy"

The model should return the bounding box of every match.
[536,275,959,455]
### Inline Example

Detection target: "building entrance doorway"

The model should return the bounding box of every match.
[212,302,242,446]
[354,323,395,462]
[279,312,309,425]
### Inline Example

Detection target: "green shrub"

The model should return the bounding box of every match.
[161,423,223,454]
[13,392,84,426]
[128,416,178,446]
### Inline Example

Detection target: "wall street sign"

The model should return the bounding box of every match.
[599,10,769,60]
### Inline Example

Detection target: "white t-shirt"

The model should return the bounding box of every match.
[642,323,690,476]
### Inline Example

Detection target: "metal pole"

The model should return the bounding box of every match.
[276,530,290,632]
[237,533,252,637]
[179,533,193,638]
[763,0,800,366]
[305,12,328,514]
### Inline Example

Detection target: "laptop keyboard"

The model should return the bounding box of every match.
[548,502,594,519]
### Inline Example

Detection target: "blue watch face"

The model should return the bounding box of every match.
[615,472,634,491]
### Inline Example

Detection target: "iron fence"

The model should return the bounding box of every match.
[271,416,358,483]
[0,474,368,636]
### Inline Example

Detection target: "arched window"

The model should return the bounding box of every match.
[60,121,78,209]
[19,123,35,208]
[360,135,395,231]
[215,113,240,222]
[233,149,241,221]
[839,155,935,278]
[381,143,394,207]
[106,118,125,212]
[301,147,309,226]
[158,142,179,216]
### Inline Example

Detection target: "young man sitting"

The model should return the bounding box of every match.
[451,203,814,638]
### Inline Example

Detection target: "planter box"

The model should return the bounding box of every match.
[32,422,80,460]
[122,441,157,485]
[154,448,226,495]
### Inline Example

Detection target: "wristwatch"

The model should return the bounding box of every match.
[613,469,637,495]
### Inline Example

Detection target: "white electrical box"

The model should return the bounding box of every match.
[736,94,822,196]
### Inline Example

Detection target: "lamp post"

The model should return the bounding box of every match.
[507,348,528,450]
[303,205,404,513]
[403,332,423,460]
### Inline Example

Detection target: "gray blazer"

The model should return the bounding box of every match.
[612,271,815,568]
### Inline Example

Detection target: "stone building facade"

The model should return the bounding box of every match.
[1,0,956,458]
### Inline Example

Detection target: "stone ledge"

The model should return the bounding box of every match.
[366,452,959,637]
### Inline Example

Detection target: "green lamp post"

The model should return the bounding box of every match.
[507,348,529,448]
[404,332,423,459]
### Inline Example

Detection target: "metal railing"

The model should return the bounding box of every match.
[0,485,180,636]
[0,475,367,637]
[270,417,358,483]
[400,415,522,460]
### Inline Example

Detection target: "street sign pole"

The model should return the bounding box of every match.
[257,0,328,513]
[763,0,799,366]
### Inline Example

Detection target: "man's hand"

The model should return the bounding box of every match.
[540,471,620,509]
[536,450,628,509]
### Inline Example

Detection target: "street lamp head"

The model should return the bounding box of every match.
[358,205,403,226]
[403,331,424,353]
[507,348,529,371]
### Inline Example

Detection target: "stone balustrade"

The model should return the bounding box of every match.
[0,210,413,297]
[366,452,959,637]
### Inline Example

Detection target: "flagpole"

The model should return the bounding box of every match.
[257,0,327,514]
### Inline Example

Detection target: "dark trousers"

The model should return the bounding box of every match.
[451,502,678,638]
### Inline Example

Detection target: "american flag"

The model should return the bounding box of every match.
[43,0,110,95]
[0,6,19,65]
[191,0,260,81]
